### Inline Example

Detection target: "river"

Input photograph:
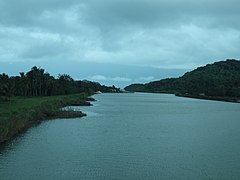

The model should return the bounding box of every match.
[1,93,240,179]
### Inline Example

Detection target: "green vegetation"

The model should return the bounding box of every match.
[0,66,121,100]
[125,59,240,102]
[0,93,89,144]
[0,66,121,145]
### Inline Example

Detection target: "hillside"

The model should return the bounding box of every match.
[125,59,240,101]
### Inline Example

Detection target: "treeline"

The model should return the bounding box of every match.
[0,66,120,100]
[125,59,240,98]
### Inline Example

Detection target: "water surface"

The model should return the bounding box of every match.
[1,93,240,179]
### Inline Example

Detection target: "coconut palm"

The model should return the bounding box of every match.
[1,82,15,101]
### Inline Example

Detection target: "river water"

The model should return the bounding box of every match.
[0,93,240,179]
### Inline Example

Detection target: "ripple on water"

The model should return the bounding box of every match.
[1,93,240,179]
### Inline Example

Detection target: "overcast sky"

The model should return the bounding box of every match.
[0,0,239,87]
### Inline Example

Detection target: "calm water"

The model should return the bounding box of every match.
[1,93,240,180]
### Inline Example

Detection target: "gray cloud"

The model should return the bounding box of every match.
[0,0,80,26]
[82,0,240,29]
[88,75,131,82]
[0,0,240,71]
[87,74,157,88]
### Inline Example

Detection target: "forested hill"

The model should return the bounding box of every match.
[125,59,240,98]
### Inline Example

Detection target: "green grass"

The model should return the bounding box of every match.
[0,93,87,144]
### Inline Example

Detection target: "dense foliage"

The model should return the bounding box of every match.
[0,66,120,100]
[125,59,240,98]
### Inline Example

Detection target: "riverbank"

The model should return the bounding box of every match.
[0,93,94,145]
[132,91,240,103]
[175,93,240,103]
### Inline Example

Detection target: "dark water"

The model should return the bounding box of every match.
[1,93,240,180]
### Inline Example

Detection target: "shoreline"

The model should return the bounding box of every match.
[175,93,240,103]
[0,94,95,146]
[132,91,240,103]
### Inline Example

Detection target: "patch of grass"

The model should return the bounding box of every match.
[0,93,88,144]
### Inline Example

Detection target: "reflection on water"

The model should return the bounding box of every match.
[1,93,240,179]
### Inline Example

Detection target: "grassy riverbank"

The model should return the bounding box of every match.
[0,93,90,145]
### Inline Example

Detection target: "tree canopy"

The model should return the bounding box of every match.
[0,66,120,100]
[125,59,240,98]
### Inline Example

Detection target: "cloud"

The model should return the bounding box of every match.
[87,75,159,87]
[136,76,155,82]
[88,75,131,82]
[0,0,240,70]
[112,77,132,82]
[88,75,107,81]
[82,0,240,30]
[0,0,81,26]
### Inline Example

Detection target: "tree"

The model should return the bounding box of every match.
[1,66,120,98]
[1,81,15,101]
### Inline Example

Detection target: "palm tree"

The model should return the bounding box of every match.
[26,66,41,96]
[58,74,74,94]
[1,82,15,101]
[39,68,45,96]
[0,73,10,98]
[43,73,52,96]
[17,72,27,96]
